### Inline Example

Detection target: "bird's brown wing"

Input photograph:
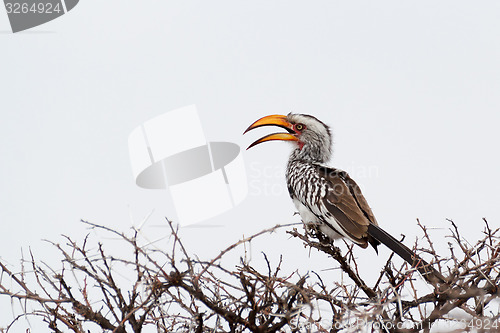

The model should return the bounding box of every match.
[313,166,445,283]
[315,166,379,247]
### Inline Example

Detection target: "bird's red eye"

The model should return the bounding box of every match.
[294,123,305,131]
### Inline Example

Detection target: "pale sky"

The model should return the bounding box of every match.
[1,1,499,330]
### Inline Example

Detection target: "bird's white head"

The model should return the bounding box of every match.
[244,113,332,163]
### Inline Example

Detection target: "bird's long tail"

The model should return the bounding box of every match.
[367,224,446,285]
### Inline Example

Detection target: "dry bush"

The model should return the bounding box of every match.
[0,218,499,332]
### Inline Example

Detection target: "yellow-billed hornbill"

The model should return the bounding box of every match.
[244,113,445,285]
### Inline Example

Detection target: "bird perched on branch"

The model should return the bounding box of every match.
[244,113,445,285]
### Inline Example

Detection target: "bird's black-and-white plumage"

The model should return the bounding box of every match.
[286,160,380,248]
[244,113,445,285]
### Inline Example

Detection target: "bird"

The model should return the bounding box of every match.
[244,113,446,285]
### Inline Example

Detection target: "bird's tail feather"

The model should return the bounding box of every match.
[367,224,446,284]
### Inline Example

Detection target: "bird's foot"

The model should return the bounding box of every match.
[302,222,329,244]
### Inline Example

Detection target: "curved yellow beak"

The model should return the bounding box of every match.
[243,114,298,150]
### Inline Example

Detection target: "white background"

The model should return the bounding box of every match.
[1,1,499,331]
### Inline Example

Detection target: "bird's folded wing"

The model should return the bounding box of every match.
[313,165,379,244]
